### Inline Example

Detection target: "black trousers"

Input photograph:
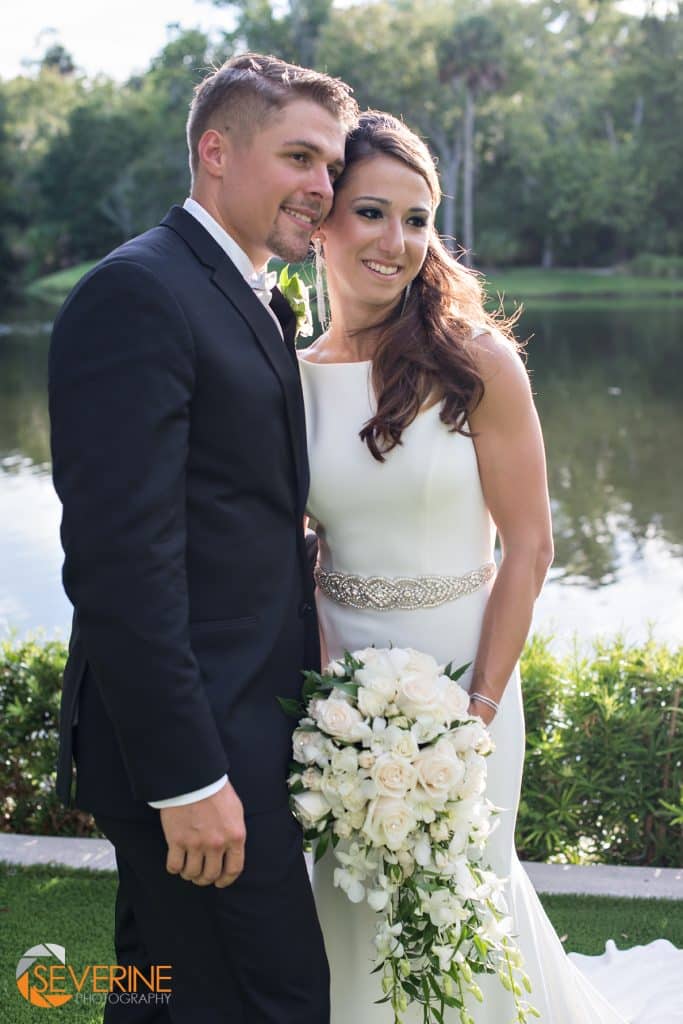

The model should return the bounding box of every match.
[96,807,329,1024]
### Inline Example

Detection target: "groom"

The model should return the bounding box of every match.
[49,53,356,1022]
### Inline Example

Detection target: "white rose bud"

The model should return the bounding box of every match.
[429,819,450,842]
[358,751,376,770]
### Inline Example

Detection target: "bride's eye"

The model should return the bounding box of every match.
[356,207,383,220]
[408,215,428,228]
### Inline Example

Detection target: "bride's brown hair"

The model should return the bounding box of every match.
[332,111,519,462]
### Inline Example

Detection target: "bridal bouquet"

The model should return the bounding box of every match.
[282,647,536,1024]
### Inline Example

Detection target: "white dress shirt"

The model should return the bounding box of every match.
[149,198,281,809]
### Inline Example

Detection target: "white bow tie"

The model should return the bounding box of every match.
[248,269,278,307]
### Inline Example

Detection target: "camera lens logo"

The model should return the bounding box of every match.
[16,944,73,1008]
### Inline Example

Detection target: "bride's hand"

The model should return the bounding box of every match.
[468,698,496,726]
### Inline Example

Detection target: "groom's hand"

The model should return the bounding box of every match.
[160,781,246,888]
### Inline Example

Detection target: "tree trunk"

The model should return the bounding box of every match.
[438,138,462,251]
[542,235,554,269]
[462,84,475,267]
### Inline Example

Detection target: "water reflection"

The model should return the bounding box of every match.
[0,296,681,643]
[525,303,682,586]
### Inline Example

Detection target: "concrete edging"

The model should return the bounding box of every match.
[1,833,681,899]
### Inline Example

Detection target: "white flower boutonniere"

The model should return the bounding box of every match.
[278,265,313,340]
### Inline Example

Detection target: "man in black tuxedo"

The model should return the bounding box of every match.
[49,53,357,1022]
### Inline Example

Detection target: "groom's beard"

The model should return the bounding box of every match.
[267,205,323,263]
[266,225,315,263]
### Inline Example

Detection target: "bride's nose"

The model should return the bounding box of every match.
[378,217,406,256]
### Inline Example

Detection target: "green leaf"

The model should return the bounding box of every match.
[276,696,305,718]
[314,831,331,862]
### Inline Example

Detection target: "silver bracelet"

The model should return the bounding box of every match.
[470,692,499,713]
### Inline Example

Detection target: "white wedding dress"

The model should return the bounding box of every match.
[299,353,683,1024]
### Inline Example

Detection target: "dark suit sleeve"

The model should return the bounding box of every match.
[49,258,228,802]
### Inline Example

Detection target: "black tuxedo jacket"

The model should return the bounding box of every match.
[49,206,319,820]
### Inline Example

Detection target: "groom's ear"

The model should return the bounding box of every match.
[197,128,226,179]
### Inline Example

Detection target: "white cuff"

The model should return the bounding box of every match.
[148,774,228,809]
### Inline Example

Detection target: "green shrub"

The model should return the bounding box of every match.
[0,636,96,836]
[519,635,682,866]
[1,634,681,866]
[626,253,683,279]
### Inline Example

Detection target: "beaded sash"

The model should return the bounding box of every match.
[314,562,496,612]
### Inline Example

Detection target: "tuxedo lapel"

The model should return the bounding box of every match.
[160,206,307,507]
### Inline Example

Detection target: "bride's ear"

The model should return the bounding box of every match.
[312,227,326,246]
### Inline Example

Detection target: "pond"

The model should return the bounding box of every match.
[1,294,681,650]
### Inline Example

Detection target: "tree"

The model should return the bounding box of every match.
[437,13,511,264]
[0,89,17,297]
[211,0,334,66]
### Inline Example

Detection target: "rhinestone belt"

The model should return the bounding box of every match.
[314,562,496,611]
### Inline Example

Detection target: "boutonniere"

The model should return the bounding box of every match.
[278,265,313,340]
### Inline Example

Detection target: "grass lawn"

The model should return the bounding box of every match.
[484,266,683,300]
[1,864,680,1023]
[25,261,683,308]
[24,263,97,304]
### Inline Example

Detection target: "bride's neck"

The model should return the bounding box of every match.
[325,301,386,362]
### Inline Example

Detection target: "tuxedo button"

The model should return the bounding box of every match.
[298,601,314,617]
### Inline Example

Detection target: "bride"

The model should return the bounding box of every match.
[298,111,681,1023]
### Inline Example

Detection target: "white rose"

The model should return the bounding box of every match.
[301,767,323,791]
[333,817,353,839]
[396,671,442,720]
[414,747,465,803]
[402,649,440,677]
[312,696,365,741]
[449,719,488,754]
[354,649,401,701]
[372,753,418,799]
[292,728,331,767]
[363,797,417,850]
[338,777,369,813]
[457,752,487,799]
[438,677,471,723]
[292,790,331,828]
[385,725,419,760]
[331,746,358,773]
[358,686,388,718]
[326,659,346,677]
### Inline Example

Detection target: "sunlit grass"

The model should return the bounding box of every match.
[0,864,680,1023]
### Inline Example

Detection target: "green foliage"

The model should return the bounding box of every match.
[2,2,683,288]
[1,634,680,870]
[518,635,683,866]
[627,254,683,280]
[0,637,96,837]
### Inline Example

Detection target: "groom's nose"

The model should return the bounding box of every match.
[307,161,335,204]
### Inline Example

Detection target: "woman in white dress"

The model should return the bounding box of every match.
[298,111,681,1023]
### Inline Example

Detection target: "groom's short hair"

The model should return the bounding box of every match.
[187,52,357,179]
